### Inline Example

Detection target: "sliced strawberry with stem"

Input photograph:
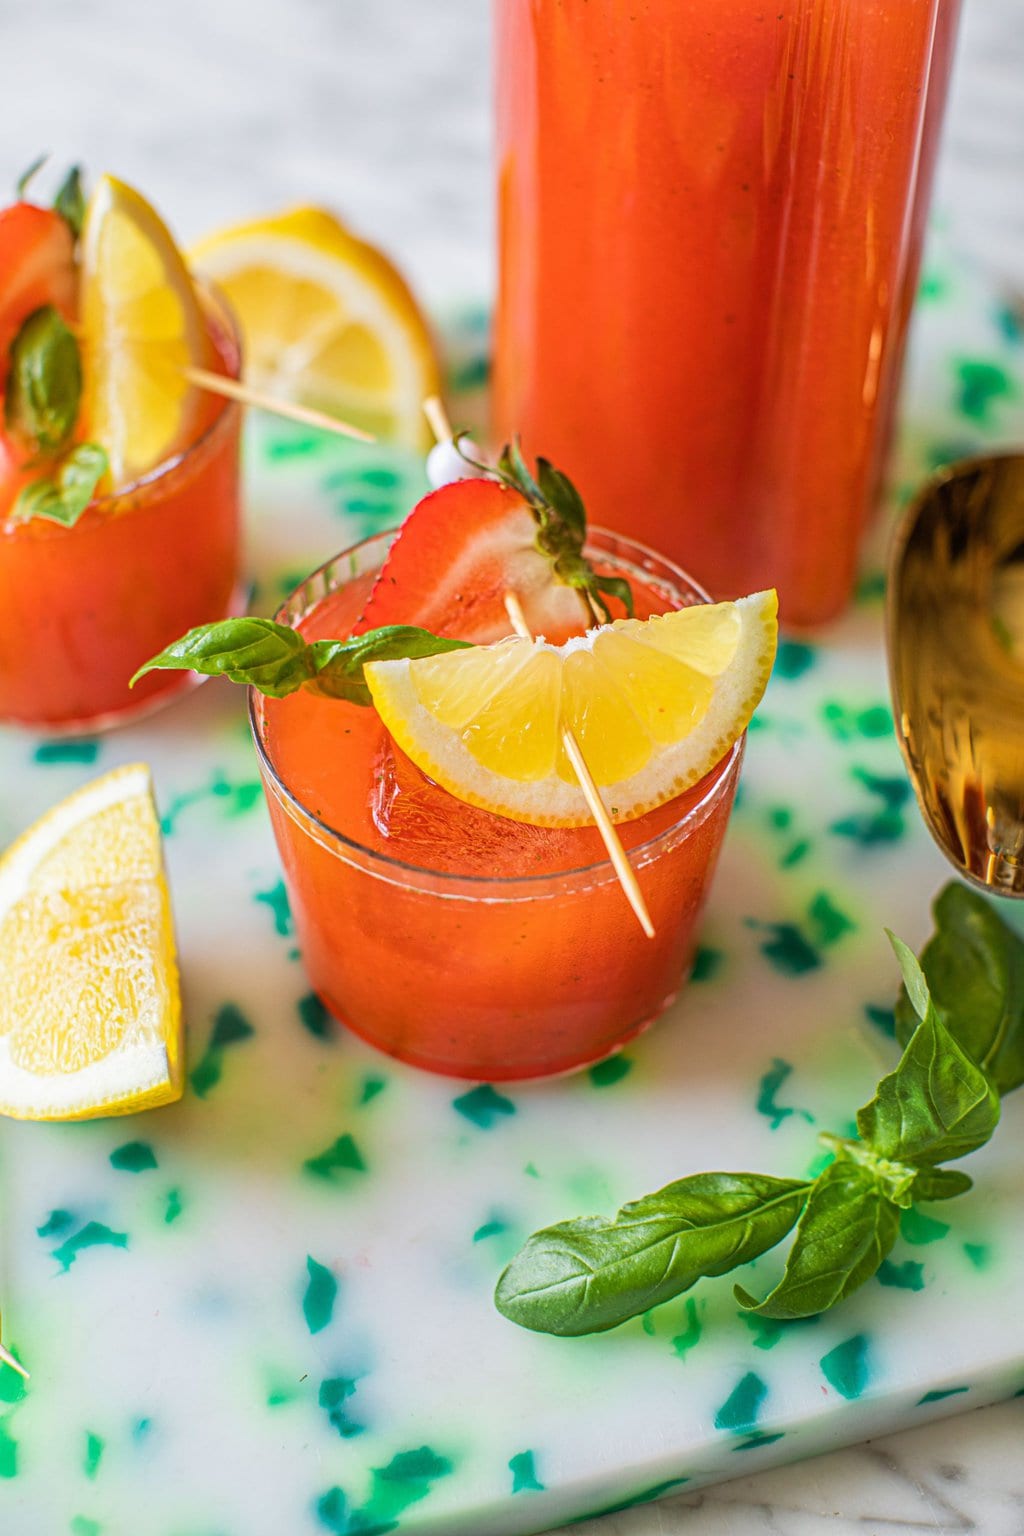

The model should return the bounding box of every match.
[356,446,635,644]
[354,478,592,641]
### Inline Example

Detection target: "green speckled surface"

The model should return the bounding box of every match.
[3,257,1024,1536]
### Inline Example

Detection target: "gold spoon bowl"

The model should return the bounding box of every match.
[887,452,1024,896]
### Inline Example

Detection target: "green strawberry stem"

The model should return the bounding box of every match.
[455,434,634,625]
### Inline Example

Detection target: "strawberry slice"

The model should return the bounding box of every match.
[354,477,592,642]
[0,203,77,392]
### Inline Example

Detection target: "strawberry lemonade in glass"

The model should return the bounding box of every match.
[142,461,776,1080]
[0,171,242,732]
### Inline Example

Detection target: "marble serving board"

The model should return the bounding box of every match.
[3,252,1024,1536]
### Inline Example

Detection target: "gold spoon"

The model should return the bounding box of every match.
[887,452,1024,896]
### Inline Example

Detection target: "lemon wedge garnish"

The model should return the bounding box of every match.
[80,173,214,489]
[189,205,441,448]
[0,764,183,1121]
[364,592,778,826]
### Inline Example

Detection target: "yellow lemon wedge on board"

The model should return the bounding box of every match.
[0,764,183,1121]
[79,173,214,489]
[189,205,441,448]
[365,591,778,827]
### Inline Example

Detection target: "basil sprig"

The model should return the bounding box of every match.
[497,884,1023,1336]
[132,617,472,704]
[456,435,634,625]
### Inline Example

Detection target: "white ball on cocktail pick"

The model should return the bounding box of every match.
[426,437,484,490]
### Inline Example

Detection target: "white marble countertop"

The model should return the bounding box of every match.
[3,2,1024,1532]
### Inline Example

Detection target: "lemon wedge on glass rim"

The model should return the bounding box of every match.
[79,173,215,490]
[188,205,441,449]
[0,764,183,1121]
[365,591,778,827]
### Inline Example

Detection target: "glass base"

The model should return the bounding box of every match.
[317,983,682,1083]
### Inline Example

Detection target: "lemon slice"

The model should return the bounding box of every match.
[80,174,214,488]
[189,206,441,448]
[365,591,778,826]
[0,764,183,1121]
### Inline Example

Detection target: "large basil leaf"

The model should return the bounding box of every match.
[494,1173,809,1336]
[896,882,1024,1095]
[735,1160,899,1319]
[133,617,317,697]
[858,935,1000,1166]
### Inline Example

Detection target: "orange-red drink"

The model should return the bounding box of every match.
[252,531,741,1081]
[493,0,961,626]
[0,297,242,731]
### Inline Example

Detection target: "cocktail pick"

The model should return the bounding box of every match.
[0,1338,28,1380]
[422,396,656,939]
[502,590,656,938]
[184,366,376,443]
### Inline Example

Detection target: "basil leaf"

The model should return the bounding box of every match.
[896,882,1024,1095]
[911,1166,974,1202]
[53,164,85,240]
[735,1160,900,1319]
[312,625,471,704]
[12,442,108,527]
[536,457,586,540]
[495,1172,809,1336]
[856,934,1001,1166]
[132,618,317,696]
[133,619,472,702]
[5,305,81,455]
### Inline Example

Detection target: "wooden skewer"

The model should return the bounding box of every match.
[422,395,453,446]
[502,593,655,939]
[184,366,376,443]
[0,1341,28,1380]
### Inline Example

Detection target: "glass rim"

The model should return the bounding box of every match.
[248,527,744,894]
[86,280,243,512]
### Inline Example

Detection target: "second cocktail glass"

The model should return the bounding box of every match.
[0,291,243,732]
